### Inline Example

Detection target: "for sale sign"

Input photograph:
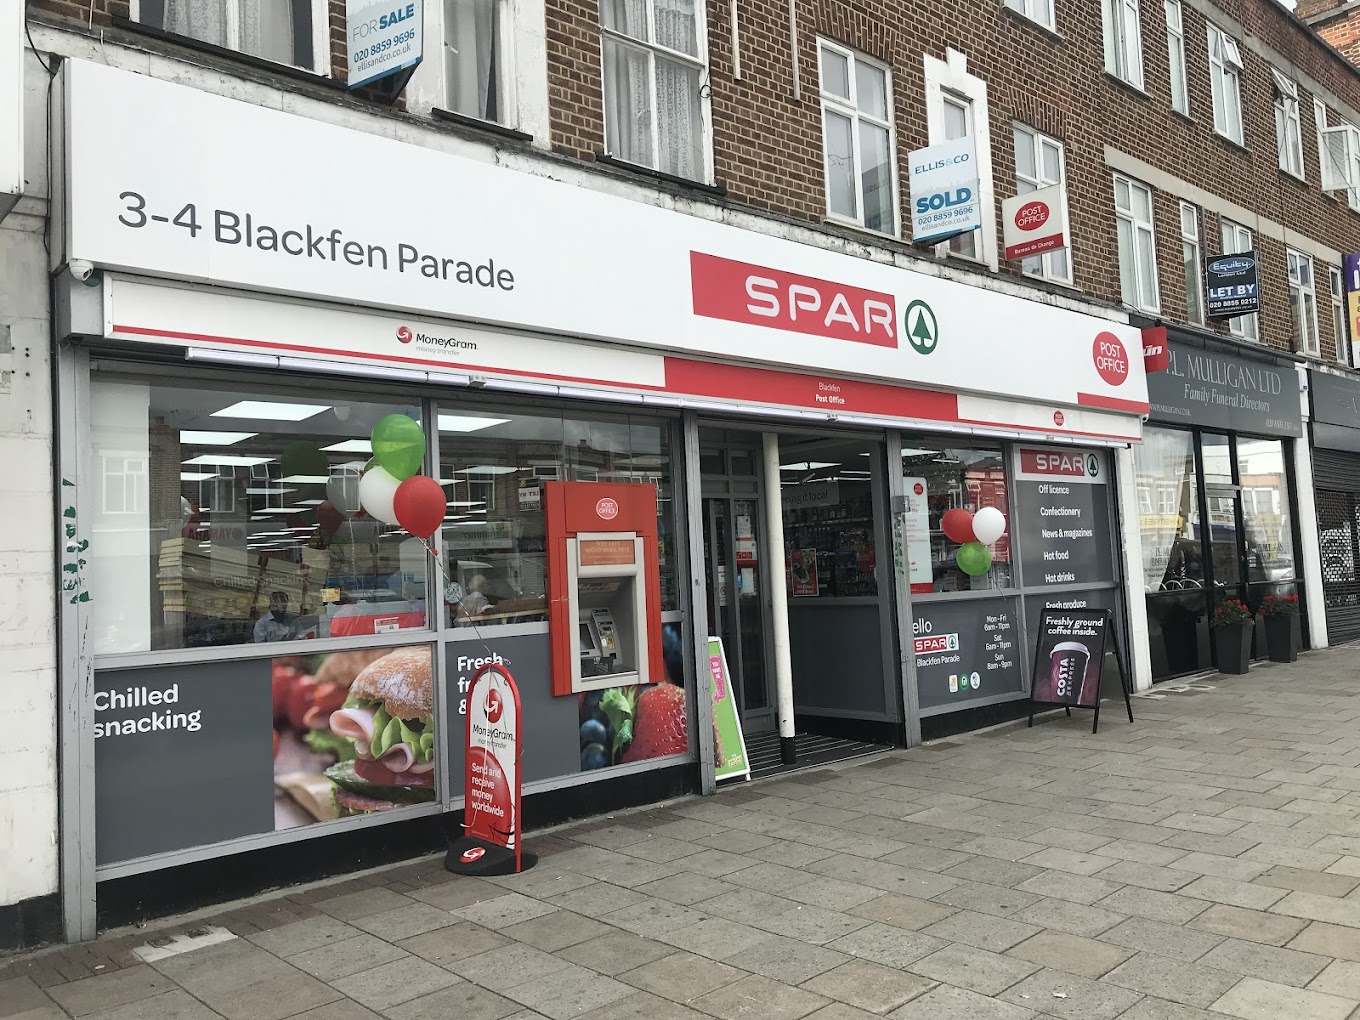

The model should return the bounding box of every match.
[447,661,531,875]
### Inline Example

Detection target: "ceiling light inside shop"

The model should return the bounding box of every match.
[212,400,331,421]
[439,414,511,433]
[280,474,330,484]
[180,472,218,481]
[780,461,838,471]
[900,449,938,458]
[296,499,326,506]
[322,440,373,453]
[456,465,520,475]
[448,501,487,507]
[183,455,274,467]
[245,487,298,495]
[180,430,258,446]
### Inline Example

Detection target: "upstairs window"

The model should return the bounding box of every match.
[601,0,708,181]
[1104,0,1144,90]
[1318,100,1360,212]
[1273,70,1304,178]
[1288,249,1320,357]
[1331,265,1350,367]
[942,93,978,260]
[1005,0,1054,30]
[1114,174,1158,312]
[1165,0,1188,114]
[1180,201,1203,325]
[1208,22,1244,145]
[1221,219,1258,342]
[446,0,511,124]
[1013,124,1070,283]
[134,0,319,71]
[818,40,898,236]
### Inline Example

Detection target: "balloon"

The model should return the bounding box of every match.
[281,441,327,480]
[972,506,1007,545]
[956,542,992,577]
[316,500,346,535]
[358,464,402,525]
[326,466,363,515]
[941,508,976,544]
[370,414,426,481]
[393,475,447,539]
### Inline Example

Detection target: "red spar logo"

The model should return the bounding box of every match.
[1014,200,1051,231]
[396,326,413,344]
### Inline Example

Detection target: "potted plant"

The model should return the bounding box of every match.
[1260,595,1300,663]
[1212,599,1255,675]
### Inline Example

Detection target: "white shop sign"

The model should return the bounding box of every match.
[1002,185,1068,262]
[63,60,1148,417]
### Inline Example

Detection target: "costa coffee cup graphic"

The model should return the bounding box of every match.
[1050,641,1092,703]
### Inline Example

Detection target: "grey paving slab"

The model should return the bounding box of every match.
[1089,839,1187,867]
[503,965,636,1020]
[246,917,362,958]
[920,910,1041,953]
[1107,998,1223,1020]
[1308,959,1360,999]
[151,942,298,998]
[1015,872,1124,906]
[847,894,957,931]
[49,968,178,1016]
[330,957,460,1011]
[1099,952,1239,1008]
[929,882,1042,918]
[195,972,342,1020]
[449,944,572,992]
[289,936,410,982]
[887,984,1037,1020]
[1288,920,1360,960]
[383,981,521,1020]
[823,924,947,969]
[397,922,510,967]
[1094,887,1208,925]
[350,903,459,943]
[1207,977,1358,1020]
[1185,904,1308,947]
[1011,898,1126,938]
[732,936,849,985]
[636,874,741,907]
[556,931,677,977]
[907,944,1040,996]
[1174,876,1287,911]
[82,990,224,1020]
[689,975,830,1020]
[0,977,54,1018]
[544,883,649,919]
[1005,930,1133,979]
[574,992,709,1020]
[1255,866,1360,898]
[659,918,771,959]
[999,968,1143,1020]
[618,952,744,1002]
[800,960,935,1013]
[1196,937,1329,988]
[1092,861,1194,893]
[317,889,421,922]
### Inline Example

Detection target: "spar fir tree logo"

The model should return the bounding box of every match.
[905,300,939,355]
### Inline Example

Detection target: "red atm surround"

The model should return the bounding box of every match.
[545,481,665,698]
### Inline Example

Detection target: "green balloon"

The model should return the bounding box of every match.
[956,542,992,577]
[370,414,426,481]
[281,441,327,480]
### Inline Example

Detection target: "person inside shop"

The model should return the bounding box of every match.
[454,574,492,621]
[1162,537,1204,589]
[253,591,295,643]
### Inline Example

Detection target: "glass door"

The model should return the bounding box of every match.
[701,495,774,733]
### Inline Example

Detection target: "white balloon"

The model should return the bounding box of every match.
[973,505,1007,545]
[326,466,363,515]
[358,465,402,526]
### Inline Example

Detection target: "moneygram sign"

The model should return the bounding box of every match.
[462,662,523,867]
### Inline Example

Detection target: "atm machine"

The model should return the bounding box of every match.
[545,482,664,696]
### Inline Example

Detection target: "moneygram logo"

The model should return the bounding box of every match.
[396,325,414,344]
[394,325,480,354]
[484,687,504,724]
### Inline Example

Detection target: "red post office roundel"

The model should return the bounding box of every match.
[1092,332,1130,387]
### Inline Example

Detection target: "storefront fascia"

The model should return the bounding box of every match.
[52,58,1151,939]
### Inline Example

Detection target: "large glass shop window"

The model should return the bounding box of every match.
[436,409,678,626]
[1237,438,1296,583]
[901,442,1011,591]
[89,378,428,655]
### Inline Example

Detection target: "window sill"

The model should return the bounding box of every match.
[1124,301,1162,317]
[110,17,338,90]
[431,108,533,144]
[1104,72,1150,101]
[1278,166,1308,186]
[1172,108,1194,125]
[824,215,901,243]
[1212,129,1249,153]
[1021,270,1079,292]
[594,154,727,198]
[1000,5,1062,42]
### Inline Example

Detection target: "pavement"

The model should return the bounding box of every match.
[13,648,1360,1020]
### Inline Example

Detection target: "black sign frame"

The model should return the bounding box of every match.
[1027,608,1133,734]
[1204,249,1260,320]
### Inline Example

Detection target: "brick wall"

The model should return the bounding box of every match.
[545,0,1360,360]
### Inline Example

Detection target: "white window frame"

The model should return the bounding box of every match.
[1330,264,1350,367]
[924,49,997,270]
[1013,124,1071,283]
[1318,99,1360,213]
[1179,201,1203,325]
[101,455,147,516]
[817,39,900,237]
[1103,0,1145,90]
[442,0,517,126]
[1220,219,1258,341]
[1208,22,1245,145]
[1114,173,1159,312]
[599,0,714,184]
[1165,0,1188,115]
[1288,248,1321,358]
[1273,69,1304,179]
[128,0,330,75]
[1005,0,1054,31]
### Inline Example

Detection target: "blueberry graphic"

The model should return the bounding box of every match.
[581,743,609,770]
[580,718,608,748]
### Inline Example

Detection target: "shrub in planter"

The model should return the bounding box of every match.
[1260,595,1300,664]
[1212,599,1255,675]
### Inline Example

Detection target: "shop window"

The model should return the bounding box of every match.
[1273,69,1305,179]
[1180,202,1203,325]
[446,0,510,124]
[1221,219,1258,341]
[1332,265,1351,367]
[1207,22,1244,145]
[600,0,708,181]
[1114,174,1159,312]
[437,408,677,627]
[1135,428,1202,592]
[133,0,319,72]
[781,442,881,598]
[1288,248,1321,358]
[817,39,898,236]
[1238,439,1295,584]
[1165,0,1187,114]
[1005,0,1053,30]
[1013,124,1070,283]
[901,442,1011,592]
[89,377,428,655]
[1103,0,1144,90]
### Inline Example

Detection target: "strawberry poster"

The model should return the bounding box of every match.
[708,638,750,781]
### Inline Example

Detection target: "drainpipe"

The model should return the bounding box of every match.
[788,0,801,102]
[763,433,797,764]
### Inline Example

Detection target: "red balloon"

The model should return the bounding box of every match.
[316,500,346,536]
[393,475,447,539]
[941,508,976,544]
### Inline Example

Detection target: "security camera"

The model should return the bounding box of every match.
[69,260,94,283]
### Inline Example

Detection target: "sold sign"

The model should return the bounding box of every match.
[1092,332,1129,387]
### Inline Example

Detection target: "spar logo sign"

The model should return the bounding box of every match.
[905,301,939,355]
[1017,447,1106,483]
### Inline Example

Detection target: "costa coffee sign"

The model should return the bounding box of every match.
[1002,184,1068,261]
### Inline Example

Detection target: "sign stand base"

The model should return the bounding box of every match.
[445,837,537,877]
